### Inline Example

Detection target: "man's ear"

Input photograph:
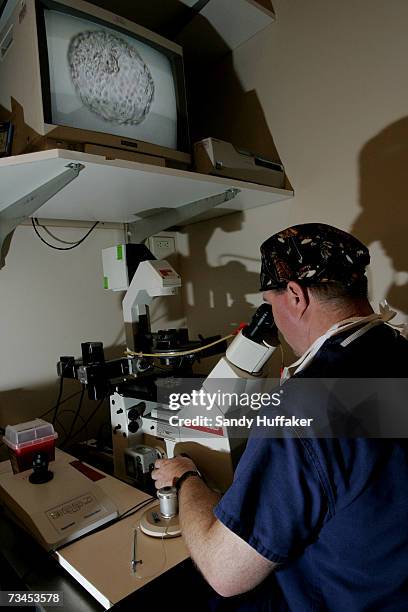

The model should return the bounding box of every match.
[286,281,309,318]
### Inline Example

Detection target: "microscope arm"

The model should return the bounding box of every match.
[122,259,181,352]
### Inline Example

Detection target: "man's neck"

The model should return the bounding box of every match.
[302,299,374,355]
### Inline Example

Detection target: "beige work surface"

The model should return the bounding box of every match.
[1,450,188,609]
[57,505,189,609]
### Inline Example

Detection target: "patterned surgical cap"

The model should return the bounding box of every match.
[260,223,370,291]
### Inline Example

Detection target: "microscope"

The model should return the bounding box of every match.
[56,242,280,494]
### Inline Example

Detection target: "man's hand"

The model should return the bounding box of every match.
[151,456,197,489]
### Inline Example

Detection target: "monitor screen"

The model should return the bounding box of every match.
[43,8,179,150]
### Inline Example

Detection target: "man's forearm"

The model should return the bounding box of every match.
[151,456,226,586]
[178,477,221,571]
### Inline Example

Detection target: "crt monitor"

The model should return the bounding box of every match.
[0,0,190,165]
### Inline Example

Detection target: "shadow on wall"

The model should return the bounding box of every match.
[169,17,283,357]
[146,13,285,369]
[175,6,284,163]
[176,213,286,376]
[352,118,408,315]
[179,213,260,337]
[186,52,282,161]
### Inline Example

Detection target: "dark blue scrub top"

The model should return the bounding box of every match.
[214,324,408,611]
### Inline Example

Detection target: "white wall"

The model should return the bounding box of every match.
[180,0,408,370]
[0,223,186,448]
[0,224,125,441]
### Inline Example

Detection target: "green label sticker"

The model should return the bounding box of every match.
[117,245,123,260]
[103,276,109,289]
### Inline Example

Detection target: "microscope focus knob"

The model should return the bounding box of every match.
[128,403,146,421]
[128,420,141,434]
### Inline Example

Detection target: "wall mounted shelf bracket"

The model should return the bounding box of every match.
[0,162,84,269]
[126,187,240,243]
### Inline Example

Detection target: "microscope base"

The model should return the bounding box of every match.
[139,504,181,538]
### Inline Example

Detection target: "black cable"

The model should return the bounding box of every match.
[55,497,155,553]
[57,410,88,444]
[118,497,155,521]
[67,394,108,443]
[35,221,86,245]
[61,386,85,448]
[0,391,82,450]
[51,374,65,426]
[0,391,97,452]
[0,390,81,451]
[54,417,68,441]
[31,218,99,251]
[39,390,82,420]
[58,410,87,428]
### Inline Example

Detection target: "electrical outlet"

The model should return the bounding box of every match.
[149,235,176,259]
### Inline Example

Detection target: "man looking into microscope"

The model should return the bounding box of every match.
[152,223,408,611]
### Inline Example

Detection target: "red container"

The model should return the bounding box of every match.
[3,419,58,474]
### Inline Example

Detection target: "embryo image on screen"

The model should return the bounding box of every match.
[44,10,178,149]
[68,30,154,125]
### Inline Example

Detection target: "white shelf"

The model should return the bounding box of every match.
[0,149,293,225]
